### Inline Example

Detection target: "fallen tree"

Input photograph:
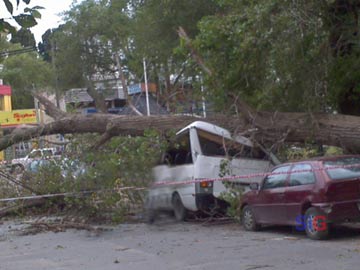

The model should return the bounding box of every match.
[1,93,360,153]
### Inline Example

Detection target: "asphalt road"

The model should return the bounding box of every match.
[0,217,359,270]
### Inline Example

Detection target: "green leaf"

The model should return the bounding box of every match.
[23,7,42,18]
[31,6,45,10]
[14,14,38,28]
[31,10,42,19]
[0,20,17,34]
[0,19,4,32]
[22,0,31,4]
[24,6,44,13]
[4,0,14,14]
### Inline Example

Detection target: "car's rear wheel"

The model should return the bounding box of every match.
[242,205,260,231]
[304,207,329,240]
[172,193,187,221]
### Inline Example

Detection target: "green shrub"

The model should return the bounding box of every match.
[2,130,167,222]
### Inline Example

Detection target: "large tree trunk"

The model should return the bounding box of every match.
[2,95,360,153]
[244,110,360,153]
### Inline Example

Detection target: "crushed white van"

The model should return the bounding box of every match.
[145,121,276,222]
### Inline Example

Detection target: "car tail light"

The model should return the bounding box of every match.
[200,181,213,188]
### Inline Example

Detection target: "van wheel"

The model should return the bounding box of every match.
[304,207,329,240]
[144,197,157,224]
[172,193,187,221]
[242,205,260,231]
[145,209,157,224]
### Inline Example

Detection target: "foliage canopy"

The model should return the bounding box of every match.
[33,0,360,115]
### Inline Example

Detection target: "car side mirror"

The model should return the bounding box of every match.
[249,182,259,191]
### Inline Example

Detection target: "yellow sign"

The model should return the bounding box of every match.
[0,109,37,127]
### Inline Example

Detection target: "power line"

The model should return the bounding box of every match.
[0,46,37,58]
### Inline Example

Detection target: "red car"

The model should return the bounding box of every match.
[240,155,360,240]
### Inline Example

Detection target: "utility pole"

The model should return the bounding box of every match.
[51,38,60,108]
[200,75,206,118]
[143,58,150,116]
[115,53,128,101]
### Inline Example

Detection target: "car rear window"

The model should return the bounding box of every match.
[323,157,360,180]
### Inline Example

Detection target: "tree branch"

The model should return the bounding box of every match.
[0,114,228,151]
[177,27,213,76]
[32,92,67,120]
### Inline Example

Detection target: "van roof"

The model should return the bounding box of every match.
[176,121,253,147]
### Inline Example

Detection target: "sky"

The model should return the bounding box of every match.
[1,0,78,43]
[30,0,76,43]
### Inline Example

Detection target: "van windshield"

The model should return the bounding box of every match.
[197,129,265,159]
[161,131,192,166]
[323,157,360,180]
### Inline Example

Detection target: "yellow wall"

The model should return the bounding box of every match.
[0,95,12,161]
[3,95,12,111]
[0,129,3,161]
[0,95,12,112]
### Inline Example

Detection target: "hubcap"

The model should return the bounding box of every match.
[243,210,254,229]
[306,214,326,234]
[306,214,316,234]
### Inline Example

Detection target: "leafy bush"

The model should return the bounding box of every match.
[3,130,167,222]
[220,185,244,222]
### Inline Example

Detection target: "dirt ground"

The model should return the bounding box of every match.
[0,216,360,270]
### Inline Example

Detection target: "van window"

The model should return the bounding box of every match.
[197,129,245,157]
[197,129,265,159]
[162,131,192,166]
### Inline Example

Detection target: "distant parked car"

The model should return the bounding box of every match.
[11,148,58,174]
[240,155,360,240]
[26,159,53,173]
[23,155,86,177]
